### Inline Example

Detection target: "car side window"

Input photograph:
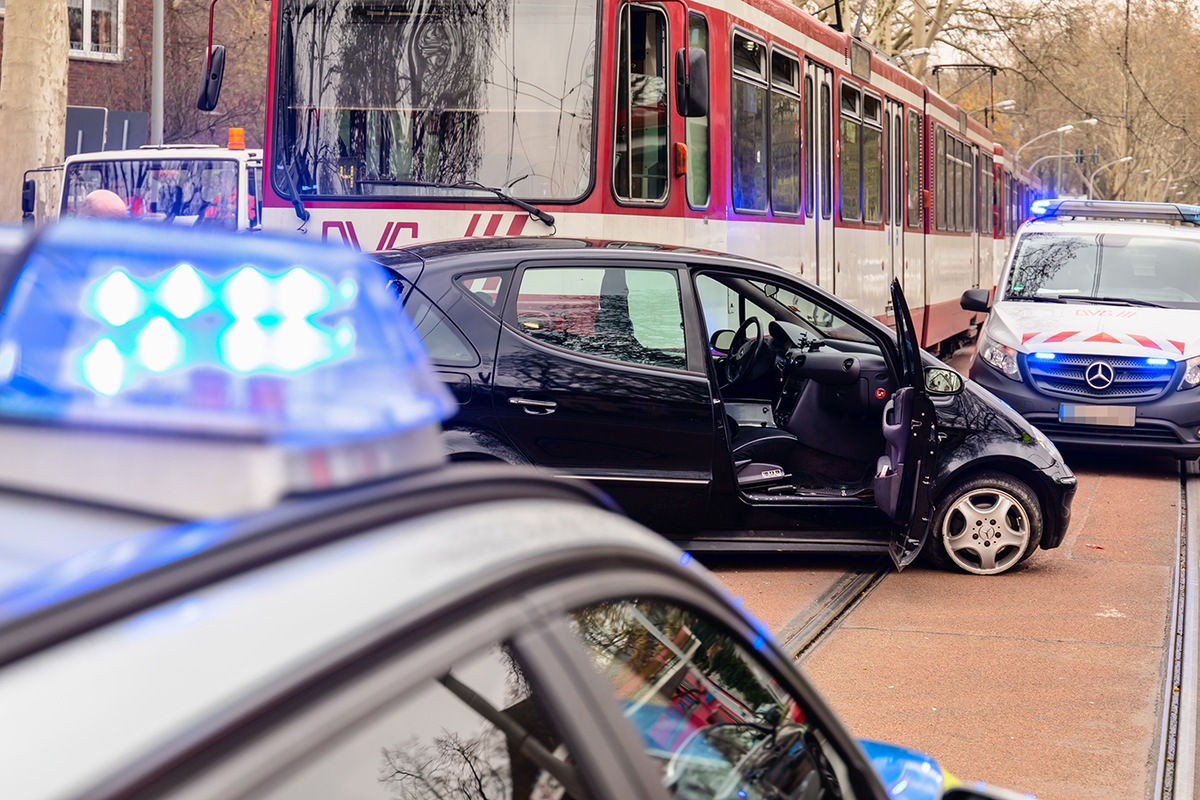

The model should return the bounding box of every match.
[514,267,686,369]
[256,642,592,800]
[695,273,871,346]
[567,598,851,800]
[394,276,479,366]
[459,272,510,314]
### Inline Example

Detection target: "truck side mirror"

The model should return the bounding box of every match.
[197,45,226,112]
[674,47,709,118]
[20,179,36,216]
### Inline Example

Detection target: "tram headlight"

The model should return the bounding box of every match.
[979,336,1022,381]
[1180,355,1200,390]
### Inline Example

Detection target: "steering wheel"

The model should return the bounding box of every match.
[724,317,764,384]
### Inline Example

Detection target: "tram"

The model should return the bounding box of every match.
[259,0,1040,351]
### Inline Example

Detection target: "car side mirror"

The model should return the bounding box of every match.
[710,329,735,353]
[20,179,36,215]
[197,45,226,112]
[960,287,992,313]
[925,366,964,396]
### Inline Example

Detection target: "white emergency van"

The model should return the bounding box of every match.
[962,199,1200,459]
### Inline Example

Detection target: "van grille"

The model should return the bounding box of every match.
[1025,354,1175,401]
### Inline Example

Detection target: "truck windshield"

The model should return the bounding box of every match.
[271,0,598,202]
[62,159,243,228]
[1006,231,1200,309]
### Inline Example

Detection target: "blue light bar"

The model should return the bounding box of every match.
[1028,199,1200,223]
[1145,358,1170,366]
[0,220,454,444]
[1032,352,1056,360]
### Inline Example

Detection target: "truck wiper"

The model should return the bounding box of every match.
[359,178,555,228]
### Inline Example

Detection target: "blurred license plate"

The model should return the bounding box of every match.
[1059,404,1136,427]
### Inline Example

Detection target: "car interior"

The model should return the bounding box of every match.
[697,273,900,502]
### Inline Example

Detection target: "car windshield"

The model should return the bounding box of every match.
[1006,231,1200,309]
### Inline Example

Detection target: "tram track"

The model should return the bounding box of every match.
[1156,458,1198,800]
[775,555,890,661]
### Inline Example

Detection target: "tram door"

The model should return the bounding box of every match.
[803,60,834,289]
[970,144,982,289]
[884,99,905,292]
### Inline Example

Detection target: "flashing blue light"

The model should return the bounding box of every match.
[679,552,693,567]
[752,634,766,652]
[1146,358,1170,366]
[1033,352,1056,360]
[0,220,454,443]
[1030,200,1053,216]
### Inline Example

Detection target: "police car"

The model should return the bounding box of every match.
[962,199,1200,459]
[0,222,1022,800]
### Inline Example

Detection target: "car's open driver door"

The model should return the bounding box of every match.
[873,280,939,570]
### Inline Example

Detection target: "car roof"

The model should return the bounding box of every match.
[374,236,778,273]
[0,464,657,666]
[0,465,703,800]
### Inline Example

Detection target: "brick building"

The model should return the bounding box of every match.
[0,0,153,146]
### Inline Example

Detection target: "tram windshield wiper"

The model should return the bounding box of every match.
[359,178,555,228]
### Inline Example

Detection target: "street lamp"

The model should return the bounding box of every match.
[1015,124,1076,166]
[1087,155,1134,200]
[969,99,1016,128]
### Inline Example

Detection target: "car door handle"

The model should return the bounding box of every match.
[509,397,557,414]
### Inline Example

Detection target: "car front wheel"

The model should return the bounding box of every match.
[926,472,1043,575]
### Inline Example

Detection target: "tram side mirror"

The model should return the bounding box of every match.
[674,47,709,117]
[20,179,36,215]
[960,287,991,313]
[197,45,226,112]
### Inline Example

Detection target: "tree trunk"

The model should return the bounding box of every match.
[0,0,68,224]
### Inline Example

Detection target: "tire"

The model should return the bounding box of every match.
[925,471,1042,576]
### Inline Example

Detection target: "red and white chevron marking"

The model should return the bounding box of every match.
[1020,330,1185,355]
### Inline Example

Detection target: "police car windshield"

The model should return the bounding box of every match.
[1006,231,1200,309]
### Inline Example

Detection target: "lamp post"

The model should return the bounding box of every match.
[968,99,1016,128]
[1087,155,1134,200]
[1015,124,1076,168]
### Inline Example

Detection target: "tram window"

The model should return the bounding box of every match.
[770,50,801,216]
[686,14,711,209]
[613,5,669,204]
[935,129,946,230]
[906,111,921,228]
[862,94,882,224]
[732,33,768,213]
[820,82,832,220]
[804,74,814,218]
[954,141,964,232]
[839,83,861,222]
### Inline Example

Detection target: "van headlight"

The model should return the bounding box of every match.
[1180,356,1200,390]
[979,336,1022,381]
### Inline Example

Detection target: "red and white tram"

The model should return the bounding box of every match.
[261,0,1039,351]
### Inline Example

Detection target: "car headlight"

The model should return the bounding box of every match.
[979,336,1022,382]
[1180,355,1200,390]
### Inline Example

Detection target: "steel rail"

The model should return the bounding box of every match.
[1154,459,1198,800]
[776,556,890,661]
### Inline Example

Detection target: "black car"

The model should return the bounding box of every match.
[380,238,1076,576]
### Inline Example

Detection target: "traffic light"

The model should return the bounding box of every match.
[1093,147,1100,165]
[1075,148,1084,164]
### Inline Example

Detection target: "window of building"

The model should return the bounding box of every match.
[731,32,768,213]
[769,50,801,216]
[614,5,669,203]
[69,0,122,58]
[514,267,686,369]
[686,14,711,209]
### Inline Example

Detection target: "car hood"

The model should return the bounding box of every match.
[987,301,1200,359]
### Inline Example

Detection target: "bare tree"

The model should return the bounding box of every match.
[0,0,68,222]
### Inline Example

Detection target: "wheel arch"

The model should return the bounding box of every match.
[931,453,1064,551]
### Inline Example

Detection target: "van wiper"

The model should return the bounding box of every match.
[360,178,555,228]
[1057,295,1168,308]
[1011,295,1070,303]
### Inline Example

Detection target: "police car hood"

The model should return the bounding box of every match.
[988,300,1200,359]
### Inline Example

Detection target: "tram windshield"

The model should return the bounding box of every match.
[272,0,598,203]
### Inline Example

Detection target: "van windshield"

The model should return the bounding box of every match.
[1006,231,1200,309]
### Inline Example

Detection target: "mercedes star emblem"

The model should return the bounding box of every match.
[1085,360,1116,390]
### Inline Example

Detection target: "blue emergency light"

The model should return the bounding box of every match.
[1029,198,1200,223]
[0,220,454,444]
